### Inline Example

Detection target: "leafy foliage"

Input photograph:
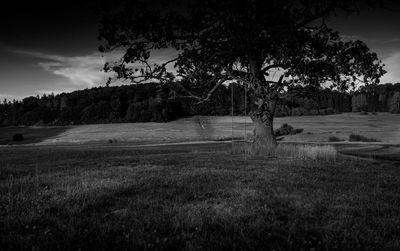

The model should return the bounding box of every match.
[99,0,385,99]
[98,0,386,147]
[0,84,182,126]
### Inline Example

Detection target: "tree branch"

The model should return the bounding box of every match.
[261,64,285,73]
[297,7,332,28]
[194,77,230,104]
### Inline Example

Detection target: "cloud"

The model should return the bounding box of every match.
[341,35,400,45]
[383,38,400,44]
[340,34,379,43]
[11,49,119,88]
[10,48,179,89]
[380,52,400,84]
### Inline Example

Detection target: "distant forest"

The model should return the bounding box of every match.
[1,83,400,126]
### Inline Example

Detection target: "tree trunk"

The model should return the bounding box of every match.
[250,106,277,154]
[251,116,277,154]
[248,54,278,154]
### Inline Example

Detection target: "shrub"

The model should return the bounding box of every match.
[291,107,309,116]
[308,109,319,115]
[326,108,335,115]
[328,136,345,142]
[360,111,369,115]
[291,128,304,135]
[349,133,379,142]
[275,123,293,137]
[275,124,303,137]
[12,133,24,141]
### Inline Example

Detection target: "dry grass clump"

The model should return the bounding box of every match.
[276,144,337,161]
[231,143,337,162]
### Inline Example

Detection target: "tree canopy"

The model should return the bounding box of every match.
[98,0,386,150]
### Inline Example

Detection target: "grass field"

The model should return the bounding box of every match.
[0,113,399,146]
[1,143,400,250]
[31,113,400,145]
[0,127,68,145]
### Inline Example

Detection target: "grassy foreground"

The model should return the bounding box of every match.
[1,143,400,250]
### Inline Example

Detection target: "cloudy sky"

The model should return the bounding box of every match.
[0,1,400,100]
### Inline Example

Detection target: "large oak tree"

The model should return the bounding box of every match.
[98,0,386,151]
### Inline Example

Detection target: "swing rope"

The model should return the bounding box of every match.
[231,82,234,151]
[230,81,249,157]
[244,81,248,159]
[244,81,247,142]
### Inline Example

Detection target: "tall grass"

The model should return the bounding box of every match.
[231,143,337,162]
[276,144,337,161]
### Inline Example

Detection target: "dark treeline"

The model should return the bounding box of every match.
[0,84,184,126]
[352,83,400,113]
[0,83,399,126]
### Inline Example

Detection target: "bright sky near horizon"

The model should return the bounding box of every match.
[1,1,400,101]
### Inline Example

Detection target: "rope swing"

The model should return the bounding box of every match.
[231,82,234,150]
[230,81,249,157]
[244,81,247,142]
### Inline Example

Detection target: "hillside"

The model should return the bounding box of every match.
[35,113,400,145]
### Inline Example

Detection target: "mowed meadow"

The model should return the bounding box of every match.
[1,143,400,250]
[31,113,400,145]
